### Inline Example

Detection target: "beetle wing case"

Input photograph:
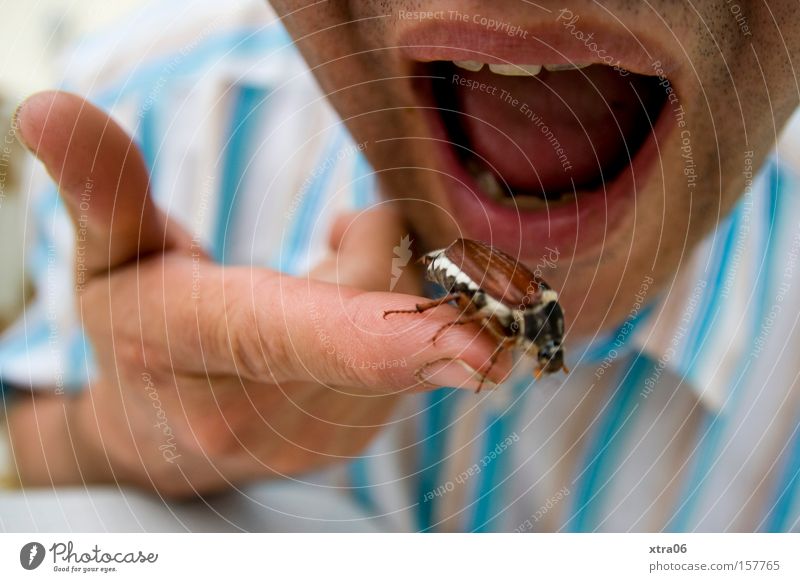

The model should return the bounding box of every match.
[443,239,548,308]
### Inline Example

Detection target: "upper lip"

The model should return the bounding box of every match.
[396,17,678,78]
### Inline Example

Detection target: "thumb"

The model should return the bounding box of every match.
[314,205,422,294]
[14,91,168,279]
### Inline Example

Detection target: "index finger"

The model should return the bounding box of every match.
[239,268,513,392]
[137,258,512,392]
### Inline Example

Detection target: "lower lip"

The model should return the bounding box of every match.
[414,70,672,260]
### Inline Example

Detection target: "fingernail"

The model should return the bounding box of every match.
[415,358,496,391]
[11,99,31,151]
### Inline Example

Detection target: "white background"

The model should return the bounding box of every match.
[1,533,799,581]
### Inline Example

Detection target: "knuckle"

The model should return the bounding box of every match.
[227,274,290,382]
[226,306,270,382]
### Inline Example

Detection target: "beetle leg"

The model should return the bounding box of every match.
[383,292,462,319]
[475,336,515,394]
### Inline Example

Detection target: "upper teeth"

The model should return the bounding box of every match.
[543,63,591,71]
[453,60,485,72]
[489,63,542,76]
[453,61,592,76]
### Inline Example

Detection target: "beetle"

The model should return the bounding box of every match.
[383,238,567,392]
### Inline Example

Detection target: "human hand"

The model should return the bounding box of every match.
[10,92,511,497]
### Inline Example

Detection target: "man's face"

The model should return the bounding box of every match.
[270,0,799,337]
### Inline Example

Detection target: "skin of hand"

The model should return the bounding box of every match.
[7,92,512,498]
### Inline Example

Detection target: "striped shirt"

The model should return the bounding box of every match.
[2,0,800,532]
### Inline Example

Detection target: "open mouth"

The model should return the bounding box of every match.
[399,22,677,256]
[422,60,668,209]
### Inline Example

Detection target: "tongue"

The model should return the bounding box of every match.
[449,65,665,193]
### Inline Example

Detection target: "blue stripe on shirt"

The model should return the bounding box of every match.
[668,161,781,531]
[215,84,270,263]
[663,207,744,531]
[582,301,657,364]
[279,128,346,273]
[468,376,530,532]
[94,24,293,108]
[352,153,375,209]
[416,387,458,531]
[470,411,507,532]
[138,102,158,181]
[566,354,648,531]
[762,416,800,531]
[347,456,377,516]
[681,209,739,375]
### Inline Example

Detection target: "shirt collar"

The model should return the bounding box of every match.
[627,158,778,413]
[571,157,779,414]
